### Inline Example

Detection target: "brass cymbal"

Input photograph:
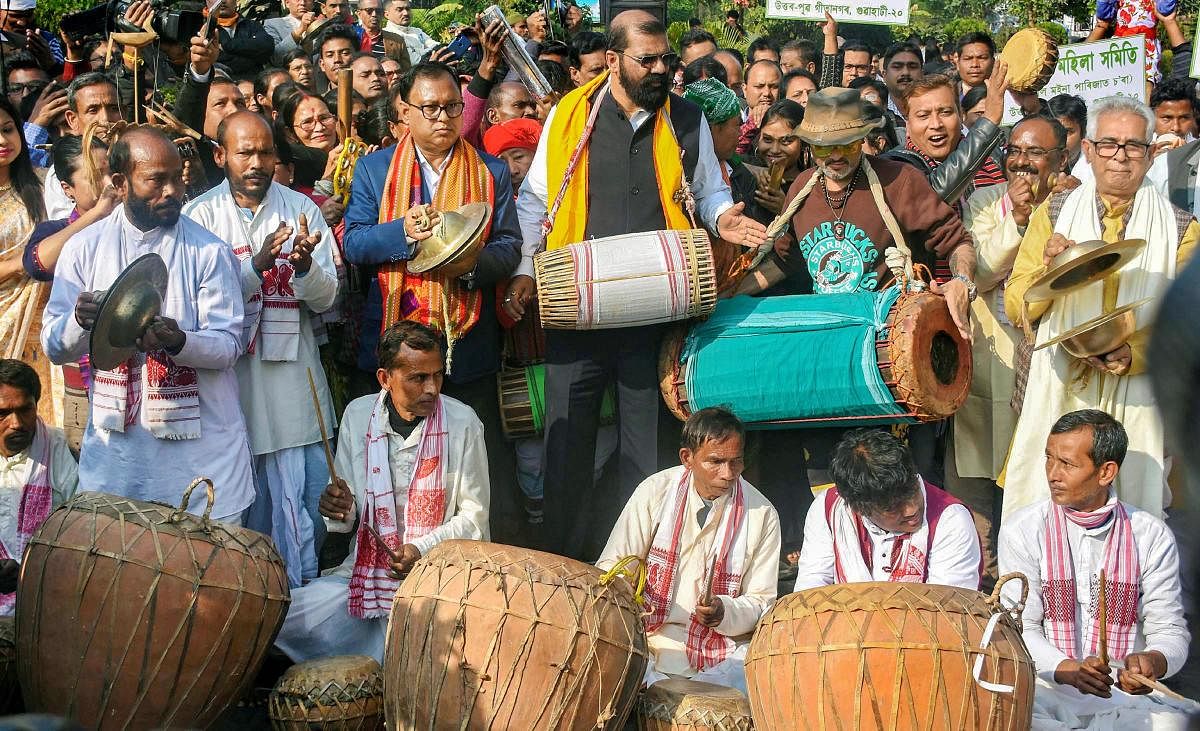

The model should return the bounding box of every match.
[407,202,492,277]
[89,253,169,371]
[1024,238,1147,303]
[300,16,337,54]
[1035,297,1154,358]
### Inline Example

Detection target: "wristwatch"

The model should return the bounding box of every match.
[953,274,978,302]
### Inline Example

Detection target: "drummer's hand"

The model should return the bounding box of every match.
[1043,233,1075,266]
[404,204,440,243]
[694,597,724,628]
[1055,656,1114,697]
[982,58,1010,125]
[1008,174,1035,228]
[503,274,536,321]
[74,290,103,330]
[388,543,421,579]
[137,316,185,354]
[1117,651,1167,695]
[931,278,972,342]
[255,221,291,273]
[289,213,321,274]
[0,559,18,594]
[1085,342,1131,376]
[319,477,354,521]
[716,203,768,249]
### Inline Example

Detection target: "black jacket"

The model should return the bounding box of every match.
[216,19,275,76]
[884,117,1003,204]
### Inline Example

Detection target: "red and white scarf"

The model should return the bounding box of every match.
[347,391,448,619]
[1042,494,1140,661]
[91,352,200,440]
[231,240,302,362]
[644,470,747,672]
[0,420,56,615]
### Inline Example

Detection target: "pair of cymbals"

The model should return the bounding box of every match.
[1024,238,1146,303]
[408,202,492,279]
[89,253,169,371]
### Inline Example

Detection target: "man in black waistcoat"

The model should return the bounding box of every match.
[507,10,768,560]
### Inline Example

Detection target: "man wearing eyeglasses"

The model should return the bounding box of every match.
[343,61,522,542]
[506,10,769,562]
[955,115,1075,584]
[1001,95,1200,521]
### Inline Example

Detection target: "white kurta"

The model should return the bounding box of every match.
[39,206,254,519]
[274,391,490,663]
[596,465,781,681]
[793,486,982,591]
[999,500,1193,728]
[0,425,77,552]
[184,181,338,456]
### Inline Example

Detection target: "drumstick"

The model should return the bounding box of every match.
[365,523,402,563]
[306,367,339,487]
[701,500,729,606]
[1098,569,1109,667]
[1105,663,1192,701]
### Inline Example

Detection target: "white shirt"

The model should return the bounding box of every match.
[384,22,437,64]
[596,465,781,677]
[999,499,1190,683]
[0,425,77,556]
[793,487,982,591]
[184,182,339,455]
[514,97,735,279]
[323,392,490,575]
[39,206,255,518]
[264,15,302,66]
[42,166,73,220]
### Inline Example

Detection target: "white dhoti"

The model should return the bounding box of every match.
[246,443,328,587]
[274,575,388,664]
[1031,676,1200,730]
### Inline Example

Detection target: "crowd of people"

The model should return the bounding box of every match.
[0,0,1198,724]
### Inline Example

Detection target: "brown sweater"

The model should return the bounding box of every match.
[778,156,972,293]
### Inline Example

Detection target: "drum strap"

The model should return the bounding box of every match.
[539,83,608,252]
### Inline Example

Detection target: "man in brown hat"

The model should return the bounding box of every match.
[741,86,976,344]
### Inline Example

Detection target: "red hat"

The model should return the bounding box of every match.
[483,118,542,157]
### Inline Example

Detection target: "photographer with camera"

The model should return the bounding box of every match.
[209,0,273,76]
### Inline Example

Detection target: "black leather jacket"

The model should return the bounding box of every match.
[883,118,1004,204]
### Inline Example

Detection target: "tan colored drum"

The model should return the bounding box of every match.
[384,540,648,729]
[268,655,384,730]
[1000,28,1059,93]
[638,679,753,731]
[17,479,290,729]
[745,576,1034,730]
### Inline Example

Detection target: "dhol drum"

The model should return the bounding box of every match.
[637,679,753,731]
[268,655,384,730]
[17,479,290,729]
[383,540,647,730]
[745,576,1035,730]
[1000,28,1059,94]
[503,300,546,367]
[660,288,971,427]
[498,363,617,439]
[535,229,717,330]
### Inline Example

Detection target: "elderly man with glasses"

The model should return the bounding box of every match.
[1002,96,1200,521]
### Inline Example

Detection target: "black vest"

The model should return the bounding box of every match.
[584,92,703,239]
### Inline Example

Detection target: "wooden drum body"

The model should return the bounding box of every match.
[383,540,648,730]
[503,300,546,367]
[534,229,717,330]
[498,363,616,439]
[660,288,971,427]
[638,679,753,731]
[745,580,1035,730]
[17,481,290,729]
[269,655,384,730]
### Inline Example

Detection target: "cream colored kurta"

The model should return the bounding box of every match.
[957,183,1023,480]
[0,424,77,555]
[597,465,781,678]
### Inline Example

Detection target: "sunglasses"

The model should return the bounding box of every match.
[811,140,863,157]
[616,50,679,69]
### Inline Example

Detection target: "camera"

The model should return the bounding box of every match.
[61,0,206,45]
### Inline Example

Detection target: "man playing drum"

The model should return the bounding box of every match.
[597,408,781,693]
[793,429,982,591]
[507,11,768,561]
[275,321,489,663]
[1002,96,1200,520]
[999,410,1191,725]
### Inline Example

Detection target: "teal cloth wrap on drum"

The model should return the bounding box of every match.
[527,364,616,433]
[681,289,911,427]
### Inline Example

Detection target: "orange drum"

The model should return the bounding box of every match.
[745,576,1035,730]
[383,540,647,729]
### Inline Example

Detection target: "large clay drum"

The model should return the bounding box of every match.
[637,679,753,731]
[383,540,648,730]
[268,655,384,730]
[745,578,1035,730]
[16,480,290,729]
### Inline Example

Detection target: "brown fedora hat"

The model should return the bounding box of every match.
[796,87,883,146]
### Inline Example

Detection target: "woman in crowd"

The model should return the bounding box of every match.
[276,89,339,191]
[751,99,807,216]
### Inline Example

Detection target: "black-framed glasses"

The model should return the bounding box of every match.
[407,101,465,120]
[1002,144,1064,161]
[1089,139,1151,159]
[616,50,679,69]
